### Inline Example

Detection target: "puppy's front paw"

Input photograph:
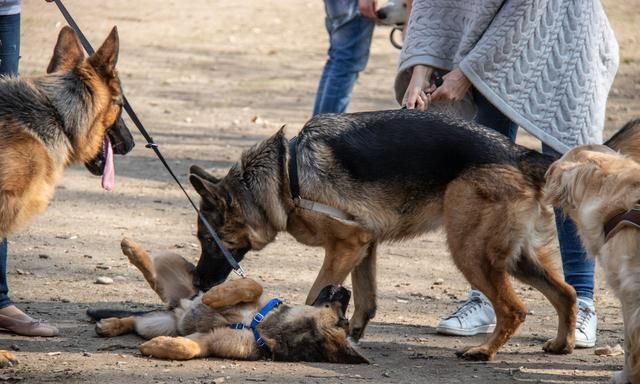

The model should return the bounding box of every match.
[139,336,200,360]
[0,350,17,368]
[95,318,127,337]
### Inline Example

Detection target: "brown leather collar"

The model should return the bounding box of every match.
[603,203,640,242]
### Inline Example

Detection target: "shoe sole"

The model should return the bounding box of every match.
[436,324,496,336]
[574,339,596,348]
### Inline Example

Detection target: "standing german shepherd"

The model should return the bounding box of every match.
[0,25,134,237]
[187,109,640,361]
[88,239,368,364]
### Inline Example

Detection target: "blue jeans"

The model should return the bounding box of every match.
[0,13,19,75]
[0,13,20,309]
[473,91,594,300]
[313,0,374,115]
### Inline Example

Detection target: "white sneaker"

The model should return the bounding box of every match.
[575,297,597,348]
[436,290,496,336]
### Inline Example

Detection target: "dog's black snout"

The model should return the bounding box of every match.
[376,9,387,19]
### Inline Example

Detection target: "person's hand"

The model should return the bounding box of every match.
[430,68,471,103]
[358,0,378,21]
[403,64,434,110]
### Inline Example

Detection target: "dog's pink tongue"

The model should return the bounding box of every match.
[101,136,115,191]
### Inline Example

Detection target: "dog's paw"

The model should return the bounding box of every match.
[139,336,200,360]
[0,350,17,368]
[95,318,126,337]
[455,346,494,361]
[349,327,366,342]
[542,337,574,355]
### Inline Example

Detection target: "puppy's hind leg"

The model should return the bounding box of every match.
[121,238,160,296]
[139,329,259,360]
[121,238,198,307]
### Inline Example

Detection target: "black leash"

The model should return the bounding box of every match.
[52,0,245,278]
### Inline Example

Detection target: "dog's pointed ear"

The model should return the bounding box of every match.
[190,173,218,198]
[47,26,85,73]
[190,165,220,184]
[332,337,370,364]
[89,26,119,75]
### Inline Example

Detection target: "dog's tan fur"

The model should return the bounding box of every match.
[0,26,123,237]
[92,239,368,364]
[545,123,640,383]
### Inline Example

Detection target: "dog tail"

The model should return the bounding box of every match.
[604,118,640,162]
[516,149,556,188]
[86,308,154,321]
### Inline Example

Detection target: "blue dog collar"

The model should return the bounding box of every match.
[229,298,283,351]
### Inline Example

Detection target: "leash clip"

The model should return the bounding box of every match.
[145,142,158,149]
[234,265,247,278]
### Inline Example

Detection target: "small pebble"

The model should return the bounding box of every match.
[38,254,50,259]
[95,277,114,285]
[433,278,444,285]
[213,377,225,384]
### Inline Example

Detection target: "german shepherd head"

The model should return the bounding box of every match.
[260,284,369,364]
[0,26,134,236]
[46,26,134,175]
[188,130,287,289]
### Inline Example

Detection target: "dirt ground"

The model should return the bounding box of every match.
[3,0,638,383]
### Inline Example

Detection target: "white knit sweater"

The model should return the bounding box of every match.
[395,0,619,153]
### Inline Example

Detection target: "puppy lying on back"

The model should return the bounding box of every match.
[545,120,640,384]
[87,238,368,364]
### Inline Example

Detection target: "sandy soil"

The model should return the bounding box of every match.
[1,0,638,382]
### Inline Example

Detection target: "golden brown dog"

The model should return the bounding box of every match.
[545,119,640,384]
[87,239,368,364]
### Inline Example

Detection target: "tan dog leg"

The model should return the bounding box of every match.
[121,238,197,307]
[306,234,371,306]
[121,238,160,296]
[511,248,576,354]
[95,317,136,337]
[456,268,527,361]
[621,301,640,384]
[202,278,263,308]
[139,335,204,360]
[140,329,259,361]
[349,242,378,341]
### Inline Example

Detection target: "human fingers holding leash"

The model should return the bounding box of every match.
[430,68,471,103]
[402,64,438,110]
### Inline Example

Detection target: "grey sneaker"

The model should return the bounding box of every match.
[575,298,597,348]
[436,290,496,336]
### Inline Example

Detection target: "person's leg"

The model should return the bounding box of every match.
[0,11,20,311]
[0,13,58,337]
[0,240,11,310]
[313,0,374,115]
[0,13,20,75]
[542,143,597,348]
[473,89,518,142]
[437,90,516,336]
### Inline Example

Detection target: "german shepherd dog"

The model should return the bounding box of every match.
[187,109,637,361]
[0,25,134,237]
[88,239,368,364]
